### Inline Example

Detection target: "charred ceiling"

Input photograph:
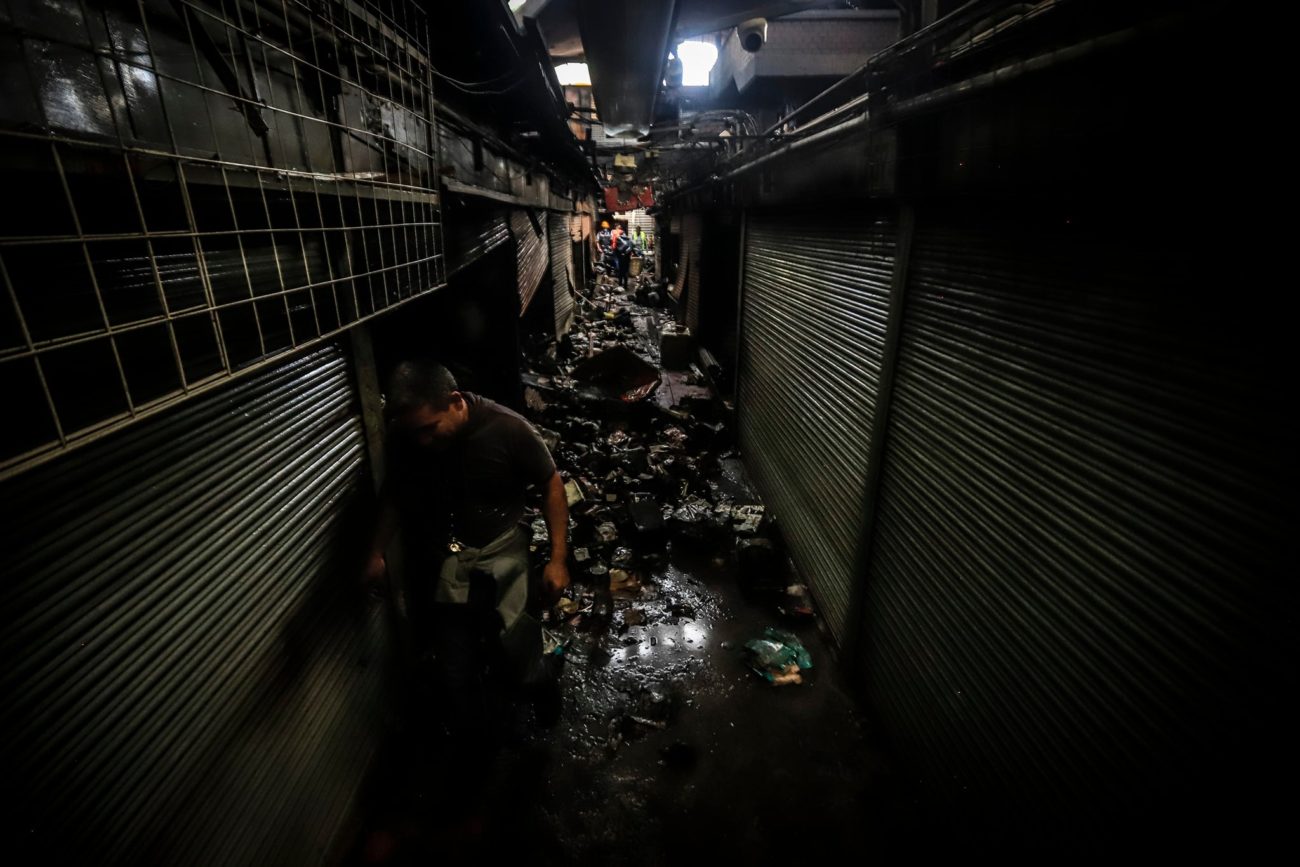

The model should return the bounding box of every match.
[514,1,903,199]
[659,0,1227,211]
[423,1,595,189]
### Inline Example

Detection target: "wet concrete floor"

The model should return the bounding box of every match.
[353,548,926,865]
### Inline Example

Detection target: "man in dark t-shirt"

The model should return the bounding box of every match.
[365,360,569,734]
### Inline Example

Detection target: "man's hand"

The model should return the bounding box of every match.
[362,551,387,595]
[542,559,570,604]
[363,494,397,598]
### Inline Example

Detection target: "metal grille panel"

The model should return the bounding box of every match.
[738,208,896,637]
[0,0,443,478]
[0,342,385,864]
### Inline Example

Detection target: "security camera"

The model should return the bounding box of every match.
[737,18,768,53]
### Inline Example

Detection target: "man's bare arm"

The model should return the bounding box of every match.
[541,471,570,599]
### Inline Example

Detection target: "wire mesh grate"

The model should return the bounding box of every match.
[0,0,445,475]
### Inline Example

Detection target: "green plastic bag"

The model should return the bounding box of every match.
[743,627,813,682]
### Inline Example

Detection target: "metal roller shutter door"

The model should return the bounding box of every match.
[684,214,703,331]
[615,209,655,236]
[0,343,386,864]
[738,208,897,638]
[512,209,548,314]
[859,209,1289,835]
[671,213,701,311]
[549,213,575,337]
[633,210,655,236]
[446,209,510,276]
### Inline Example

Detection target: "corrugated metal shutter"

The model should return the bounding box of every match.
[671,214,700,306]
[0,344,386,865]
[614,209,655,236]
[571,231,586,297]
[670,248,687,301]
[654,223,663,283]
[738,208,896,638]
[859,208,1289,836]
[685,214,703,331]
[445,208,510,276]
[512,209,548,314]
[549,212,575,337]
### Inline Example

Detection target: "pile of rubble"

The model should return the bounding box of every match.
[520,270,815,693]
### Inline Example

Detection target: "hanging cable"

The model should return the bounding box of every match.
[430,67,527,96]
[428,22,527,94]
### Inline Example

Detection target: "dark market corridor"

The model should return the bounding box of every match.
[0,0,1289,863]
[349,290,914,865]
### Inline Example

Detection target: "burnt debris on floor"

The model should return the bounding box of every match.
[351,271,923,865]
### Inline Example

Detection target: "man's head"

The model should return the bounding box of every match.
[600,220,609,229]
[385,360,469,448]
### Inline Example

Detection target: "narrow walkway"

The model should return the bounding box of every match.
[352,279,922,865]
